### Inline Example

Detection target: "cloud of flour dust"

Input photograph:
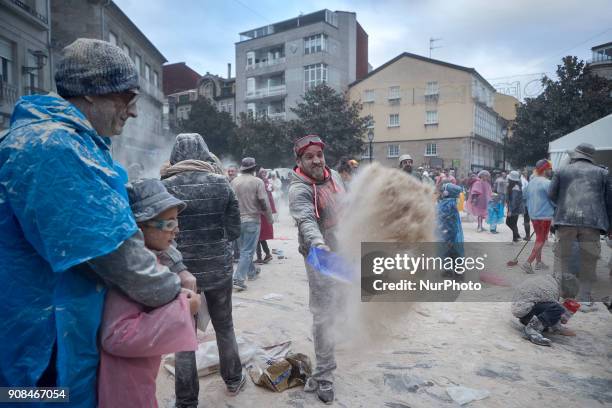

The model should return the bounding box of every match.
[334,163,437,347]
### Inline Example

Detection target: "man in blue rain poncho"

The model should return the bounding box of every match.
[0,39,183,407]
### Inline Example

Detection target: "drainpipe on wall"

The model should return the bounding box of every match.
[471,103,476,172]
[100,0,112,39]
[46,0,53,92]
[100,0,112,155]
[469,134,473,175]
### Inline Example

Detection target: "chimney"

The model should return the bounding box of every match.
[227,63,231,79]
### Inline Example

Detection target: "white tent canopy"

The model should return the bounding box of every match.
[548,114,612,169]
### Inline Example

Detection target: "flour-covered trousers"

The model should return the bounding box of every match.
[304,258,347,383]
[175,284,242,407]
[554,226,601,302]
[555,226,601,282]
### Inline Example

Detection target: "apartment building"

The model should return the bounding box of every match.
[50,0,168,171]
[349,52,511,177]
[586,42,612,81]
[163,62,236,130]
[162,61,201,130]
[235,9,368,121]
[0,0,52,130]
[198,68,236,120]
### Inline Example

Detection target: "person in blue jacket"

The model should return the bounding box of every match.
[437,183,465,278]
[0,39,187,407]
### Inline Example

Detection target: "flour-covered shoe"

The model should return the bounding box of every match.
[317,381,334,405]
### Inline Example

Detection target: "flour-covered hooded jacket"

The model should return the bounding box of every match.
[162,133,241,291]
[288,166,345,256]
[0,94,179,407]
[511,275,560,318]
[549,159,612,233]
[510,273,578,318]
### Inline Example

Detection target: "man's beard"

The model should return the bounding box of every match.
[402,166,412,174]
[307,165,325,180]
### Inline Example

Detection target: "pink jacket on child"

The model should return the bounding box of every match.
[98,289,197,408]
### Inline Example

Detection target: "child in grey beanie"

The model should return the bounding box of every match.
[98,178,201,407]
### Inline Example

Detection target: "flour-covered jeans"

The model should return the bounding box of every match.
[304,258,347,384]
[234,221,261,283]
[175,285,242,407]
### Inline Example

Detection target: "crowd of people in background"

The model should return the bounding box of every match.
[398,148,611,348]
[396,149,611,280]
[397,153,540,243]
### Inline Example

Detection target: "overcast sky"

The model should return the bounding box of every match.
[115,0,611,90]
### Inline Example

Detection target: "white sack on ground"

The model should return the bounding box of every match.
[163,336,257,377]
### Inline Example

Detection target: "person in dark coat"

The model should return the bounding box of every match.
[506,171,525,242]
[549,142,612,306]
[161,133,245,405]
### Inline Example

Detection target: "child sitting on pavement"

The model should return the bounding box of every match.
[98,179,201,408]
[511,273,580,346]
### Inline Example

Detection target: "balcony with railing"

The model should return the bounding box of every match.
[588,49,612,65]
[245,45,286,74]
[246,57,286,71]
[0,81,19,108]
[7,0,49,27]
[267,111,286,120]
[248,100,286,120]
[239,9,337,42]
[246,84,286,100]
[138,76,164,103]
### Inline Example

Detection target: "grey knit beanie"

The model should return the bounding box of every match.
[127,179,186,223]
[55,38,139,97]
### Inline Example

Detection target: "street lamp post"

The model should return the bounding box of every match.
[367,129,374,164]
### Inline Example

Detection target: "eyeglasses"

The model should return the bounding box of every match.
[125,90,140,107]
[113,89,140,108]
[144,219,178,232]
